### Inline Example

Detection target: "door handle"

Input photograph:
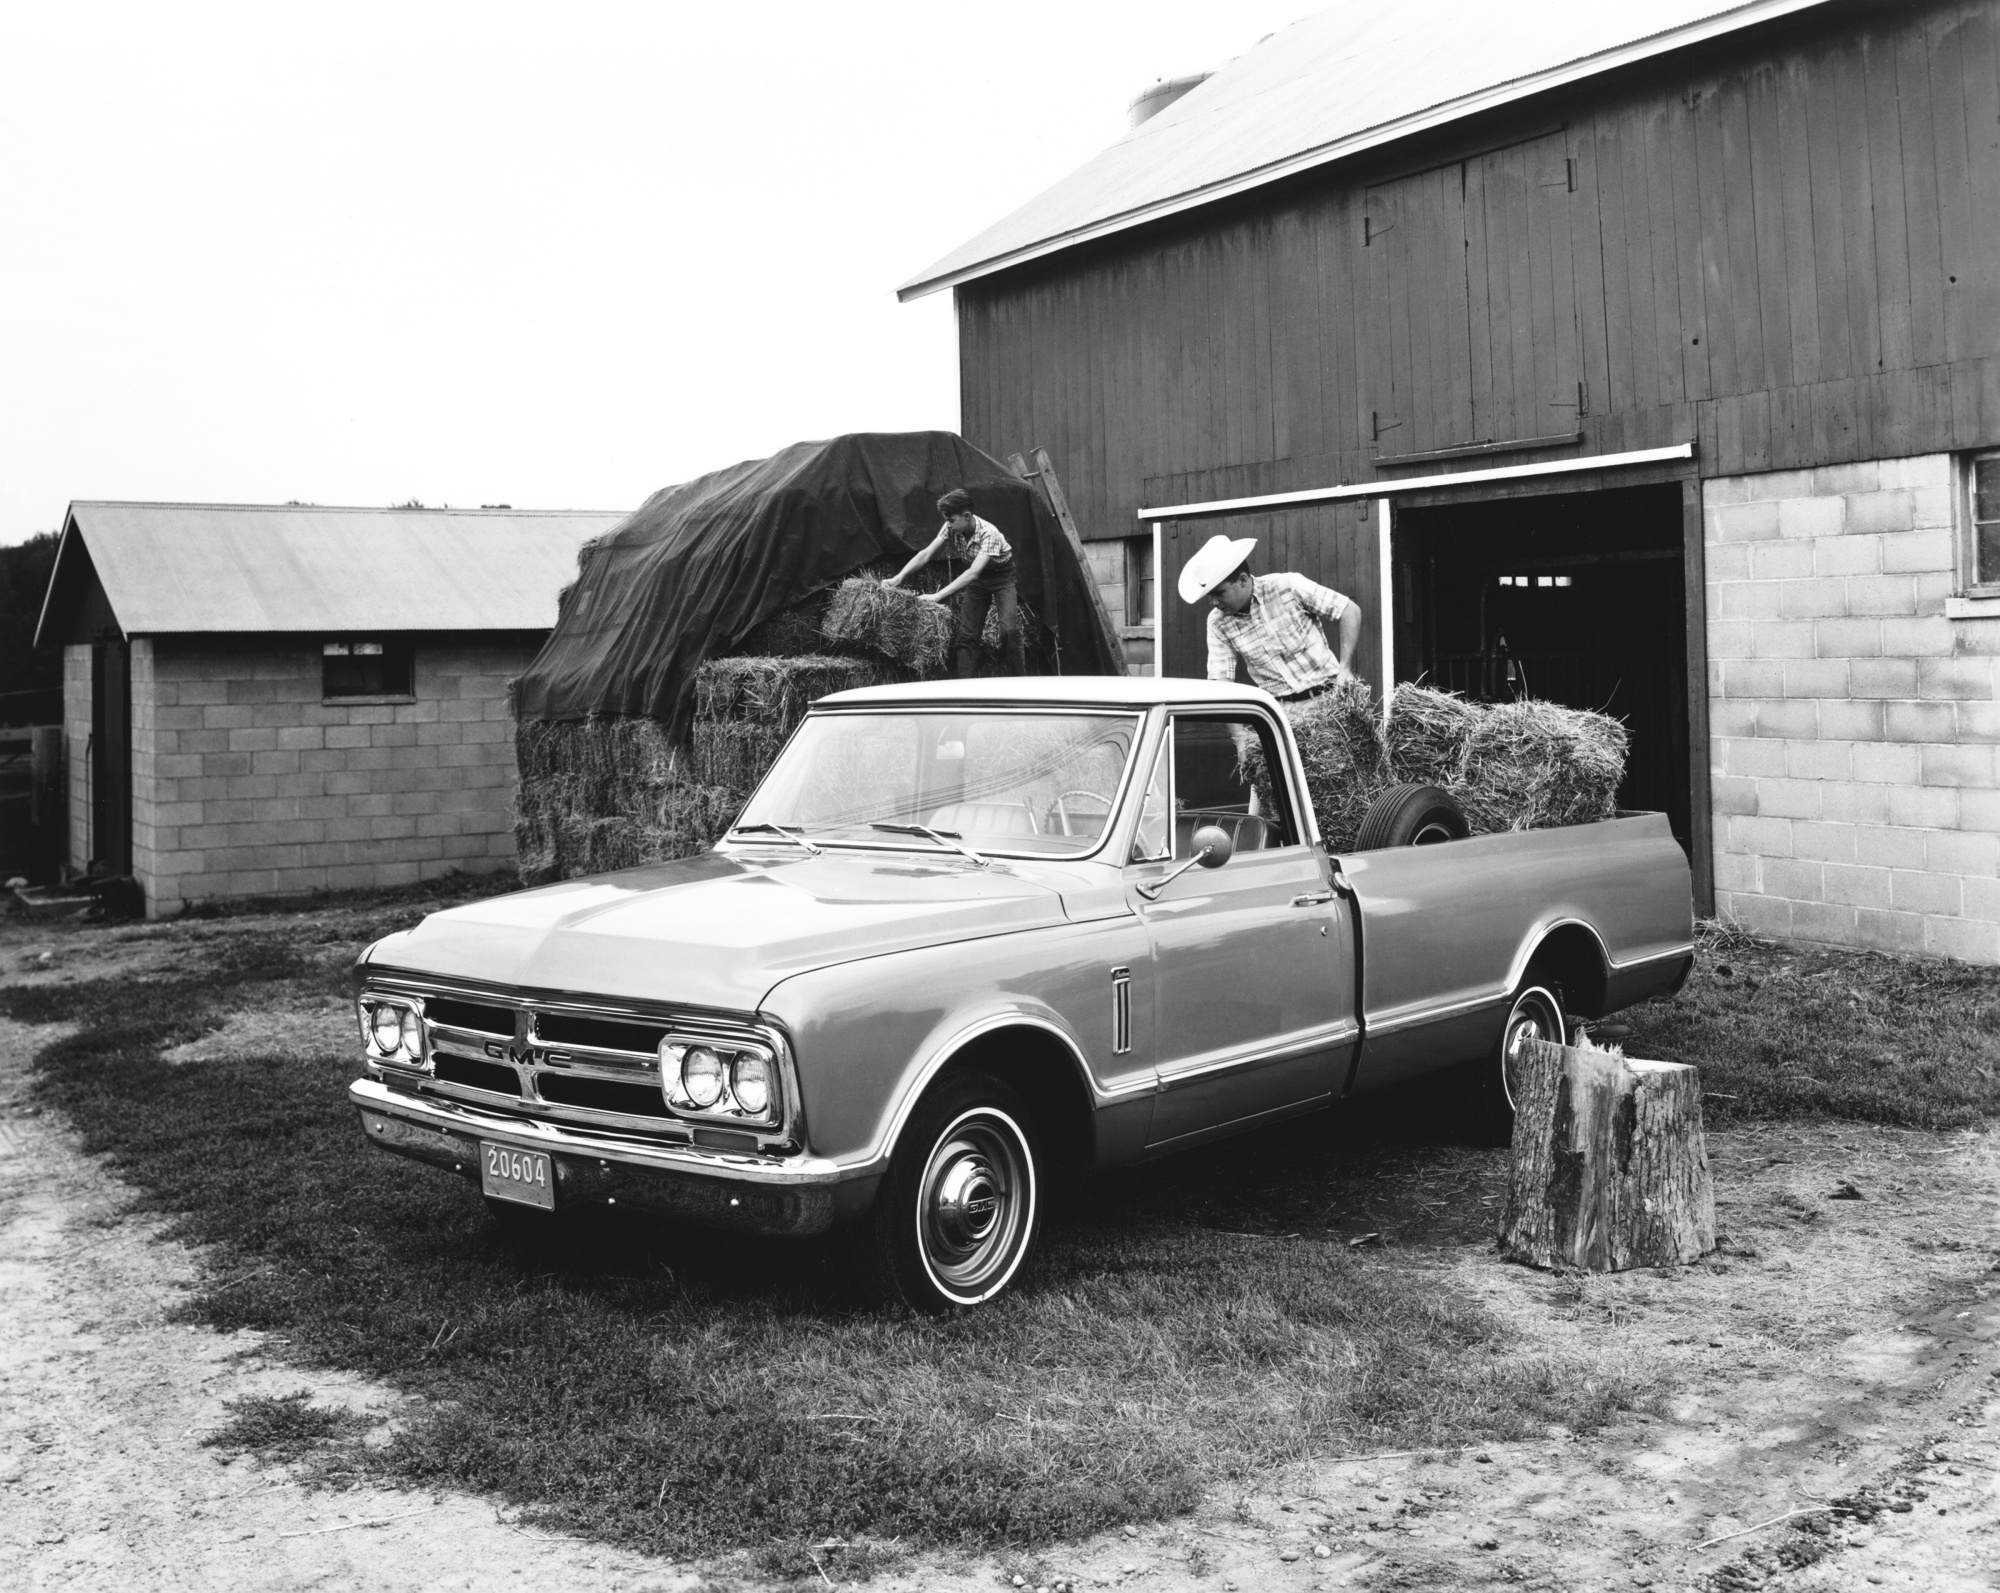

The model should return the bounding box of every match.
[1290,890,1335,907]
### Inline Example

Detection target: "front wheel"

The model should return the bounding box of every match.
[1471,982,1566,1142]
[871,1074,1043,1314]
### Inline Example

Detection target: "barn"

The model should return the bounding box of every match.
[904,0,2000,964]
[34,502,625,915]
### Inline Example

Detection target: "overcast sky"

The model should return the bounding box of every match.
[0,1,1314,546]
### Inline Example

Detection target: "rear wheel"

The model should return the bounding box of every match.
[871,1073,1043,1314]
[1472,981,1566,1142]
[1354,784,1470,850]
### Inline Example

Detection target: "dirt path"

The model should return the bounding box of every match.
[4,916,1998,1591]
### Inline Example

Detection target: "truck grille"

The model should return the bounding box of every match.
[363,979,788,1148]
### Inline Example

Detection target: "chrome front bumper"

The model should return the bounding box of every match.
[349,1078,872,1236]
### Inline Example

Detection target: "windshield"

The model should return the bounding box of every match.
[735,711,1141,858]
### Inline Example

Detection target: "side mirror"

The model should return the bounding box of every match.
[1191,824,1233,868]
[1136,823,1235,900]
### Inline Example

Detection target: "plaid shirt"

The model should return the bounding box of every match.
[1206,572,1351,696]
[948,514,1014,569]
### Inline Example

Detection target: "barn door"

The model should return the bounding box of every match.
[1464,132,1583,445]
[1362,132,1580,458]
[1157,505,1382,701]
[1362,163,1474,458]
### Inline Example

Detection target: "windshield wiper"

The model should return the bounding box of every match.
[727,822,822,856]
[870,822,989,868]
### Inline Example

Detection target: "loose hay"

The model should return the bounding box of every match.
[1455,699,1629,833]
[820,576,954,674]
[1384,683,1483,788]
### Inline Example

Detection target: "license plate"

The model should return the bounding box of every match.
[480,1142,554,1209]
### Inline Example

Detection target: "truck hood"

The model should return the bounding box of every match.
[362,849,1075,1012]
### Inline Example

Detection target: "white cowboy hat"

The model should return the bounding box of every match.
[1177,534,1258,604]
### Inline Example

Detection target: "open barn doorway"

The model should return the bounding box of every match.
[1391,483,1690,851]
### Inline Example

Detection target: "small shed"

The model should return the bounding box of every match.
[34,501,626,916]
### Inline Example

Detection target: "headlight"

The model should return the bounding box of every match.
[730,1052,771,1116]
[370,1003,404,1053]
[360,997,425,1066]
[658,1035,780,1123]
[682,1046,725,1108]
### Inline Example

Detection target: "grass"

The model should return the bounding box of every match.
[7,897,1997,1563]
[3,909,1634,1563]
[203,1391,368,1457]
[1617,921,2000,1129]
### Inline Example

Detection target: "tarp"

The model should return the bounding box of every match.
[512,432,1121,734]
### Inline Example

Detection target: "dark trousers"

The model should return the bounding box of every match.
[954,569,1024,677]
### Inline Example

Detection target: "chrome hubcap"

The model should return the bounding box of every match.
[1500,988,1563,1110]
[916,1111,1033,1302]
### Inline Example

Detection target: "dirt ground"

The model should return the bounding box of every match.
[3,909,1998,1592]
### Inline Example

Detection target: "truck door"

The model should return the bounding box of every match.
[1127,711,1356,1147]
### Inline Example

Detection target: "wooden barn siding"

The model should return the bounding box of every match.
[957,0,2000,539]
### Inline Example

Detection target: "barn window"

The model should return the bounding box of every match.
[1966,453,2000,593]
[322,640,414,700]
[1125,536,1156,626]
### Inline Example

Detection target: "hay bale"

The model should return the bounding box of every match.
[691,718,789,793]
[1384,683,1483,788]
[694,655,880,725]
[1283,678,1390,852]
[1235,677,1387,851]
[1455,700,1629,833]
[820,576,954,673]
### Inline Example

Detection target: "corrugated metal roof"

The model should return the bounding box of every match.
[36,502,629,643]
[899,0,1832,300]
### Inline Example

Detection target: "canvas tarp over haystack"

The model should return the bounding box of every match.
[512,431,1121,739]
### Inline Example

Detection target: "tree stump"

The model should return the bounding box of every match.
[1498,1038,1716,1271]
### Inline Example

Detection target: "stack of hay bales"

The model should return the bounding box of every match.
[514,571,1043,884]
[514,655,884,882]
[1255,679,1629,851]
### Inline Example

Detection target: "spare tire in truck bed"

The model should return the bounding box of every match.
[1353,783,1470,850]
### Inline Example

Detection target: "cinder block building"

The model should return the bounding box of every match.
[906,0,2000,963]
[34,502,624,916]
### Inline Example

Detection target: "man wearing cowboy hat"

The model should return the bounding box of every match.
[1179,533,1363,703]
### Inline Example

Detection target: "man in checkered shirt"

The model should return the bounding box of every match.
[1180,533,1363,701]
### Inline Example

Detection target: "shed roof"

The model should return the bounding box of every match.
[899,0,1830,300]
[35,502,630,645]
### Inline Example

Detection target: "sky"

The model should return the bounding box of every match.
[0,0,1315,546]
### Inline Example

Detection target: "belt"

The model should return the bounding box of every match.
[1277,679,1338,704]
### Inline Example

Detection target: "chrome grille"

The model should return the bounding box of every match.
[360,977,793,1150]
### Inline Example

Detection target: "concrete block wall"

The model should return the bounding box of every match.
[129,637,538,915]
[63,645,90,873]
[1705,453,1999,962]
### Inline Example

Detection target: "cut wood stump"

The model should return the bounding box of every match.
[1499,1038,1716,1272]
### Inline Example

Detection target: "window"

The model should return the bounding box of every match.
[1169,713,1300,857]
[322,639,413,700]
[1965,453,2000,593]
[1125,536,1157,628]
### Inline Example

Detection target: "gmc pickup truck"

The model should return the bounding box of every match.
[349,677,1693,1312]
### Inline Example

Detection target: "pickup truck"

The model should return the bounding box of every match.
[349,677,1693,1312]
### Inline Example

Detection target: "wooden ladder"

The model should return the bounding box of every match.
[1008,447,1128,676]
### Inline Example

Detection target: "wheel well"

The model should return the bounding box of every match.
[1525,924,1610,1018]
[931,1026,1095,1181]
